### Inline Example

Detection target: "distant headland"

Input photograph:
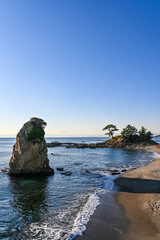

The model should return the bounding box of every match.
[155,134,160,138]
[47,124,158,149]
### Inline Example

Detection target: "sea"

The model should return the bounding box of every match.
[0,137,160,240]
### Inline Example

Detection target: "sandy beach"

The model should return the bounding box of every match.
[77,144,160,240]
[115,145,160,240]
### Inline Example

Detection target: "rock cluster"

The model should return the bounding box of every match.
[9,118,54,176]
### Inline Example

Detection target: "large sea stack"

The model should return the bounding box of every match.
[9,117,54,176]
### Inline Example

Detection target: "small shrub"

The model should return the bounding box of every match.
[26,125,45,142]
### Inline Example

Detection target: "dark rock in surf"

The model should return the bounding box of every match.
[57,167,64,171]
[61,171,72,176]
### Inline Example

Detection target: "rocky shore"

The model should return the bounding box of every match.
[47,137,157,149]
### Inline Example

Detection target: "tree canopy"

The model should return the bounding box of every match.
[26,118,46,143]
[103,124,153,143]
[121,124,138,139]
[121,124,153,142]
[102,124,119,138]
[138,126,153,141]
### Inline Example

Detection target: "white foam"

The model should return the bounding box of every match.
[28,222,63,240]
[153,152,160,159]
[69,191,101,239]
[26,190,105,240]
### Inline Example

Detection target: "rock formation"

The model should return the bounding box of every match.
[9,117,54,175]
[47,137,158,149]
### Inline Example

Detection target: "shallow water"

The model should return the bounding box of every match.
[0,137,159,240]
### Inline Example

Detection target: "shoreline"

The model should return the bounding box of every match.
[115,144,160,240]
[75,191,130,240]
[76,144,160,240]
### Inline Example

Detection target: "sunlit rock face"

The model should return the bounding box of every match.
[9,117,54,176]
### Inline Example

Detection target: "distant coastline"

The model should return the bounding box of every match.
[155,135,160,138]
[46,137,158,149]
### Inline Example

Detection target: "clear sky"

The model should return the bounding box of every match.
[0,0,160,137]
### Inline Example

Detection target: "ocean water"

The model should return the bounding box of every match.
[153,137,160,144]
[0,137,159,240]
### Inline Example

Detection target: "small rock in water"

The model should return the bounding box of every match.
[1,168,9,174]
[109,169,119,173]
[61,171,72,176]
[57,167,64,171]
[111,171,121,175]
[102,164,134,176]
[83,169,90,173]
[74,162,82,165]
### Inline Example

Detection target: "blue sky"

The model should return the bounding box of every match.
[0,0,160,136]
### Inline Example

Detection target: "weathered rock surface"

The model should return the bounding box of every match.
[9,117,54,176]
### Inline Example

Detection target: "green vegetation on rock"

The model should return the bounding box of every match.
[103,123,153,144]
[139,126,153,141]
[121,125,153,143]
[26,118,47,143]
[26,125,45,142]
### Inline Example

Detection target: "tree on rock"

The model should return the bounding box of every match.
[102,124,119,138]
[139,126,153,141]
[121,124,138,141]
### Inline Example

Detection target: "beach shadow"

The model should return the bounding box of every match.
[114,177,160,194]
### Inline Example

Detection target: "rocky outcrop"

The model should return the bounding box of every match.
[47,137,158,149]
[9,117,54,176]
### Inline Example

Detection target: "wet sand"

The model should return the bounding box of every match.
[76,144,160,240]
[76,191,129,240]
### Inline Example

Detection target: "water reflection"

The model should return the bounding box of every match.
[9,176,49,221]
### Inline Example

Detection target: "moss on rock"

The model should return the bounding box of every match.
[26,125,45,143]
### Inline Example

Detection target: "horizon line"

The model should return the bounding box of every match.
[0,134,159,138]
